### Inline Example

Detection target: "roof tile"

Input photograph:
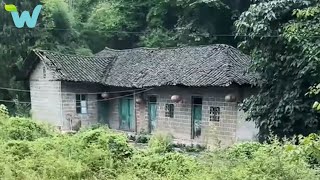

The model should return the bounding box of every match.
[31,44,255,87]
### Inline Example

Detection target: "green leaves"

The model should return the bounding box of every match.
[312,101,320,111]
[236,0,320,141]
[4,4,17,12]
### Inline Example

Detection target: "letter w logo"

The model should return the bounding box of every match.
[10,5,42,28]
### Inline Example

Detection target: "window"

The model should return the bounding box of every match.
[43,66,46,79]
[165,104,174,118]
[76,94,88,114]
[210,107,220,121]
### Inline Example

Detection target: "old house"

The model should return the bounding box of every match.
[19,44,258,145]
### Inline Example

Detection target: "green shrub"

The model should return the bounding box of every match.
[2,117,52,141]
[148,133,173,153]
[3,141,33,160]
[0,105,317,179]
[76,127,133,160]
[135,129,150,143]
[227,142,263,159]
[293,134,320,167]
[122,152,198,179]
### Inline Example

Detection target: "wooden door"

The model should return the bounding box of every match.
[148,96,157,133]
[119,98,134,131]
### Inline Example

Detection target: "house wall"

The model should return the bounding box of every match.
[105,86,258,146]
[29,65,258,145]
[235,87,259,141]
[60,82,101,130]
[141,86,240,146]
[29,62,63,127]
[60,82,124,130]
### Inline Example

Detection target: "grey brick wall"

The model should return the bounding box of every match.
[104,86,258,146]
[134,86,258,146]
[60,82,103,130]
[30,62,63,127]
[107,99,120,129]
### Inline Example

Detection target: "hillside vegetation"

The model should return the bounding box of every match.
[0,105,318,180]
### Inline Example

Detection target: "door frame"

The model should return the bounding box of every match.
[147,95,158,133]
[191,96,203,139]
[119,97,135,131]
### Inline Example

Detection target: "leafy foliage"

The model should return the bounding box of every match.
[148,132,173,153]
[76,0,251,52]
[0,107,318,179]
[0,0,92,114]
[236,0,320,140]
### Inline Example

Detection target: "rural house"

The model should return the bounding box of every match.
[19,44,258,145]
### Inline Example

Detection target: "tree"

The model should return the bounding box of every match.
[79,0,252,51]
[236,0,320,141]
[0,0,90,114]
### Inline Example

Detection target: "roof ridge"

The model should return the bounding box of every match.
[100,57,117,83]
[221,48,234,86]
[102,44,234,52]
[33,49,113,59]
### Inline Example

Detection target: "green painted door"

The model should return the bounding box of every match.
[192,97,202,138]
[148,96,157,133]
[119,98,134,131]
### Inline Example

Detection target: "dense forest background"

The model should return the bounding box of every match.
[0,0,252,111]
[1,0,320,140]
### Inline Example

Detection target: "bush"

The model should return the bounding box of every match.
[76,127,133,160]
[227,142,263,159]
[2,117,53,141]
[148,133,173,153]
[121,152,198,179]
[135,129,150,143]
[0,105,318,179]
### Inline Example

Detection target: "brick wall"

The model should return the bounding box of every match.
[105,98,119,129]
[29,61,63,127]
[60,82,104,130]
[134,86,258,146]
[100,86,258,146]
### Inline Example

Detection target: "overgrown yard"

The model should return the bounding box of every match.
[0,105,319,180]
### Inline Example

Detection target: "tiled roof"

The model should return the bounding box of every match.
[97,44,255,87]
[32,50,114,83]
[22,44,255,87]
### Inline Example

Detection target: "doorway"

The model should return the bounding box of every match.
[148,96,157,133]
[191,96,202,139]
[119,97,134,131]
[97,100,109,125]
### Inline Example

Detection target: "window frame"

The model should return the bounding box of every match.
[209,106,220,122]
[165,104,174,118]
[76,94,88,114]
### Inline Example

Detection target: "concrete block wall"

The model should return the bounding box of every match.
[60,82,104,130]
[133,86,258,146]
[236,87,259,141]
[107,99,120,130]
[134,87,238,146]
[29,62,63,127]
[136,101,147,132]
